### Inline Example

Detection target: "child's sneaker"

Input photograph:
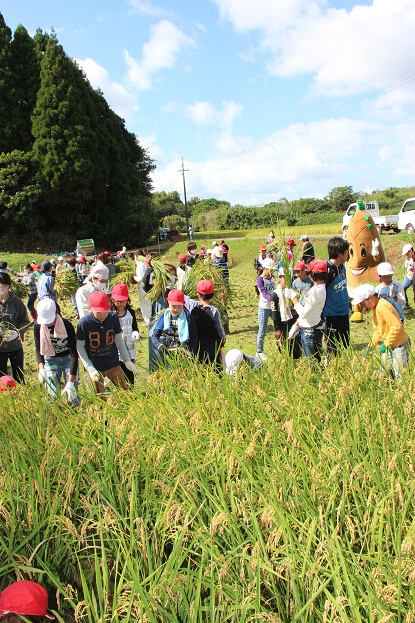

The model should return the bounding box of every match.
[256,352,267,361]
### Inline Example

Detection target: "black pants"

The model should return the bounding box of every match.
[0,347,25,383]
[325,314,350,355]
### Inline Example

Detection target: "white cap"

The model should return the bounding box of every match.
[402,243,413,255]
[300,234,309,240]
[37,298,57,324]
[212,241,218,246]
[262,258,275,269]
[351,284,376,306]
[377,262,394,276]
[90,260,109,280]
[58,256,64,261]
[277,267,285,276]
[212,246,223,258]
[225,349,244,375]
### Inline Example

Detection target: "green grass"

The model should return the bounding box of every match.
[1,230,415,622]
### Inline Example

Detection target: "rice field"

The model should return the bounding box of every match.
[1,231,415,622]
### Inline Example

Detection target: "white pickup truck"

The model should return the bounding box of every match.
[397,197,415,234]
[342,200,399,236]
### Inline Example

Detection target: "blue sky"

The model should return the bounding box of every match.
[2,0,414,206]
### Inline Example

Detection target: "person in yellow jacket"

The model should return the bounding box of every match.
[351,283,410,378]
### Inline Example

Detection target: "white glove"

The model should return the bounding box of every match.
[61,381,78,403]
[89,369,101,383]
[38,368,48,384]
[131,331,140,342]
[124,361,138,375]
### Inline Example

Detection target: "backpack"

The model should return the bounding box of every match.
[142,267,153,293]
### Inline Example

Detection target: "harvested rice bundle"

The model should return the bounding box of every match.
[54,269,79,299]
[146,258,176,302]
[115,258,135,274]
[183,260,232,321]
[10,279,29,300]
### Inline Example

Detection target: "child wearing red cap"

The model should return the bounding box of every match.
[184,280,226,372]
[76,291,138,393]
[110,284,140,384]
[292,259,328,362]
[0,580,54,621]
[292,261,313,297]
[150,289,197,370]
[176,254,191,290]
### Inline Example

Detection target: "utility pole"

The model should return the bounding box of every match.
[178,158,189,238]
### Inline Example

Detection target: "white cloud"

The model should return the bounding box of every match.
[212,0,415,97]
[125,20,195,90]
[185,100,243,130]
[138,133,163,159]
[127,0,172,17]
[76,58,138,122]
[152,111,414,204]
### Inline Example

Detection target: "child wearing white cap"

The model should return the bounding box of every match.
[255,258,276,359]
[375,262,405,322]
[351,284,410,378]
[225,348,263,376]
[34,298,79,404]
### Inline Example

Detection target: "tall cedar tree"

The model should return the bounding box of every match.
[10,24,41,151]
[31,35,96,220]
[0,17,156,247]
[0,14,14,152]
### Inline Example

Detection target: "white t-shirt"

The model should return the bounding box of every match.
[294,283,326,328]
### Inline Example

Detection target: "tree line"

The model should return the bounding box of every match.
[153,185,414,232]
[0,14,156,251]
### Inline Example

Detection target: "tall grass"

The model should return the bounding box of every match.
[1,346,415,621]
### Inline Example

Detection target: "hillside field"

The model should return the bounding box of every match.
[1,231,415,622]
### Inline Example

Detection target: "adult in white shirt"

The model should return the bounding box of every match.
[75,261,109,319]
[292,259,327,362]
[133,249,152,326]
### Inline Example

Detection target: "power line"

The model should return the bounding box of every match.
[153,67,415,190]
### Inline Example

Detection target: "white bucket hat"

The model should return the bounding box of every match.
[377,262,394,276]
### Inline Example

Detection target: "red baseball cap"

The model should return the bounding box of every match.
[294,261,306,271]
[308,259,328,273]
[167,289,185,304]
[111,283,129,301]
[285,237,296,246]
[90,291,110,312]
[178,254,187,262]
[0,580,54,619]
[197,279,215,295]
[259,244,267,250]
[0,375,17,395]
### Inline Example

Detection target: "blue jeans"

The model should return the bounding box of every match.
[257,308,273,353]
[381,338,411,379]
[300,326,323,362]
[27,292,37,313]
[402,276,413,304]
[71,295,78,317]
[0,348,24,382]
[44,355,80,404]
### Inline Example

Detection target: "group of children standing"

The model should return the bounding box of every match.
[254,235,412,377]
[1,235,414,396]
